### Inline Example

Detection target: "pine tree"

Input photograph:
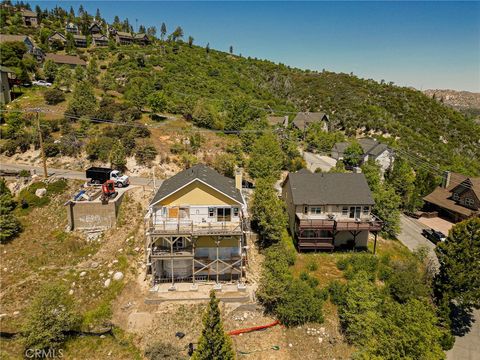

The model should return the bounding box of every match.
[188,36,194,47]
[192,291,235,360]
[229,45,233,54]
[160,22,167,40]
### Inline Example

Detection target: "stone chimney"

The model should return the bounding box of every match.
[235,168,243,191]
[442,171,451,189]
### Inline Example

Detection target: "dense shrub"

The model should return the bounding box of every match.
[43,142,61,157]
[43,88,65,105]
[337,254,379,281]
[23,283,80,352]
[135,143,158,165]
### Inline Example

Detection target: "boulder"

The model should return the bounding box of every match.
[79,271,87,277]
[113,272,124,281]
[35,188,47,197]
[104,279,111,288]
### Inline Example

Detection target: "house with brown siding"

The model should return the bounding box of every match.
[424,172,480,222]
[20,9,37,27]
[44,53,86,68]
[92,34,109,46]
[115,31,133,45]
[282,169,382,251]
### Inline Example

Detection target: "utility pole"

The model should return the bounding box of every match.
[35,111,48,179]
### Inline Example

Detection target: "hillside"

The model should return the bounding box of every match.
[1,3,479,176]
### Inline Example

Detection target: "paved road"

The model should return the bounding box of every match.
[398,215,479,360]
[0,163,155,187]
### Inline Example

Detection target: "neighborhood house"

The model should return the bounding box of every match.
[424,171,480,222]
[292,112,330,132]
[331,138,394,173]
[282,169,382,251]
[44,53,87,67]
[145,165,247,289]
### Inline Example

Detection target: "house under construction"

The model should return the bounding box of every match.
[145,164,247,289]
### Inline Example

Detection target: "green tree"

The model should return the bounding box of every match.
[171,26,184,42]
[54,65,73,91]
[86,57,100,85]
[251,178,287,247]
[212,153,237,177]
[343,141,363,167]
[372,183,401,238]
[74,65,85,81]
[188,36,194,47]
[191,99,221,129]
[435,218,480,310]
[160,22,167,40]
[192,291,235,360]
[0,178,21,243]
[248,133,283,180]
[386,157,416,210]
[43,59,58,82]
[23,283,80,352]
[148,91,168,114]
[66,81,97,118]
[124,77,153,111]
[305,123,345,153]
[109,141,127,170]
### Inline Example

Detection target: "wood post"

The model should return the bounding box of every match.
[373,232,378,255]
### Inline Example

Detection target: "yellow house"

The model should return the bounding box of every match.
[145,164,246,289]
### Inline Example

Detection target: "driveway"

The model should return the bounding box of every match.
[399,215,479,360]
[398,214,438,267]
[0,163,155,187]
[303,152,337,172]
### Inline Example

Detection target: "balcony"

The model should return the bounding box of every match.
[150,246,194,258]
[147,219,243,236]
[296,213,382,233]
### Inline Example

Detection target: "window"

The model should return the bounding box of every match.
[304,206,308,214]
[453,192,459,201]
[310,207,322,214]
[162,207,167,216]
[208,207,215,217]
[342,207,348,216]
[233,207,239,217]
[465,198,475,207]
[349,206,361,219]
[363,206,370,215]
[217,208,231,222]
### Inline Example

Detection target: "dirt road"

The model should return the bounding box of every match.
[0,162,158,187]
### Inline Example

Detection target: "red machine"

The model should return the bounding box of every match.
[101,180,117,203]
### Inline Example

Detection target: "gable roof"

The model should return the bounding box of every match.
[92,33,108,39]
[292,112,328,129]
[451,177,480,199]
[45,53,86,66]
[0,34,30,43]
[332,138,390,159]
[150,164,244,206]
[283,171,375,205]
[20,9,36,17]
[116,31,133,39]
[267,115,288,127]
[134,33,148,39]
[48,32,67,41]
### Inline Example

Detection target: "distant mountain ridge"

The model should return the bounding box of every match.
[424,89,480,118]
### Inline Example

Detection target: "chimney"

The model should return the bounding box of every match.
[235,168,243,191]
[442,171,451,189]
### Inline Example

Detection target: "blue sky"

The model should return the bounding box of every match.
[31,1,480,91]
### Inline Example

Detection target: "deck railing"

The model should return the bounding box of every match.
[147,219,243,235]
[297,215,383,233]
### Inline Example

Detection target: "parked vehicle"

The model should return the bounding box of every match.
[101,180,118,204]
[86,167,129,187]
[32,80,52,87]
[421,228,446,244]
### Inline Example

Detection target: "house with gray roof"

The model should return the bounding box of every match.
[292,112,329,132]
[282,170,382,250]
[331,138,394,173]
[145,164,247,288]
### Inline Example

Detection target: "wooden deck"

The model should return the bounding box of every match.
[147,220,243,236]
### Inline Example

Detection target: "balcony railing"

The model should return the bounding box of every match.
[147,219,243,235]
[296,214,383,233]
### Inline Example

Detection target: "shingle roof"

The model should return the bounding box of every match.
[358,138,390,157]
[45,53,86,66]
[267,115,288,127]
[292,112,328,130]
[73,34,86,40]
[21,9,36,17]
[134,33,148,39]
[116,31,133,38]
[150,164,244,206]
[423,187,478,217]
[0,34,28,43]
[283,171,375,205]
